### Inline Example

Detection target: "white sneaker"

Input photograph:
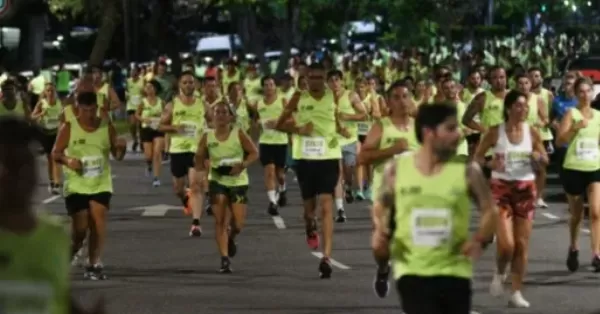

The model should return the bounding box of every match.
[536,198,548,208]
[508,290,530,308]
[489,272,506,297]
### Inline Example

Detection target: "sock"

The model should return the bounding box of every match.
[279,183,286,192]
[192,219,199,226]
[267,190,277,204]
[335,198,344,210]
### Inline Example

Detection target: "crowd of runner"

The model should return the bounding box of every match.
[1,48,599,313]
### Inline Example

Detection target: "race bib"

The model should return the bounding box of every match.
[394,151,413,158]
[505,151,530,172]
[131,95,141,106]
[411,208,452,247]
[180,121,198,138]
[81,156,103,178]
[149,118,160,130]
[44,117,59,130]
[357,122,370,135]
[0,280,52,314]
[219,157,241,166]
[302,137,326,157]
[575,138,599,161]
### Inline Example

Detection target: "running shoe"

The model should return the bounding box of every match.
[219,257,232,274]
[335,209,346,223]
[306,219,319,250]
[278,190,288,207]
[189,225,202,237]
[267,202,279,216]
[319,257,332,279]
[373,265,390,298]
[84,264,107,280]
[566,249,579,272]
[228,236,237,258]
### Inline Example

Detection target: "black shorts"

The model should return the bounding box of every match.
[209,181,248,204]
[465,133,481,145]
[483,155,492,179]
[295,159,340,200]
[170,152,195,178]
[39,130,57,155]
[560,168,600,196]
[126,110,136,116]
[259,144,287,168]
[358,135,366,143]
[543,140,554,155]
[65,192,112,216]
[397,275,471,314]
[140,127,164,143]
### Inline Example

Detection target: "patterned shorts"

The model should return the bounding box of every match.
[490,179,536,220]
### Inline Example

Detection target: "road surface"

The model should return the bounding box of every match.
[34,152,600,314]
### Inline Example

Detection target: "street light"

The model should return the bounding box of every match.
[587,1,592,6]
[572,4,577,11]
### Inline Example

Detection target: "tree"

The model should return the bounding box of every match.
[49,0,122,66]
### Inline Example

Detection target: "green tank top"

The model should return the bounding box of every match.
[207,128,248,187]
[63,105,76,123]
[63,120,112,195]
[0,100,25,117]
[169,97,205,153]
[222,70,240,91]
[257,95,287,145]
[244,77,262,103]
[461,87,483,104]
[370,117,419,201]
[140,98,163,129]
[337,90,359,146]
[126,78,144,111]
[233,100,250,132]
[456,101,469,156]
[40,99,62,131]
[56,70,71,92]
[357,94,372,136]
[0,214,70,314]
[536,89,553,140]
[292,90,341,160]
[526,93,539,125]
[481,91,504,128]
[563,108,600,172]
[391,155,472,280]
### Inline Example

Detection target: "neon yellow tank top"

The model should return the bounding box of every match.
[526,93,539,125]
[126,78,144,111]
[63,120,112,195]
[233,100,250,132]
[481,91,504,128]
[371,117,419,201]
[222,70,241,91]
[40,99,62,131]
[461,87,483,104]
[244,77,262,103]
[207,128,248,187]
[0,214,70,314]
[140,98,163,129]
[563,108,600,172]
[357,93,372,136]
[455,101,469,156]
[336,90,359,146]
[257,95,287,145]
[391,155,472,280]
[169,97,205,153]
[536,89,554,140]
[292,90,341,160]
[63,105,76,124]
[0,100,25,117]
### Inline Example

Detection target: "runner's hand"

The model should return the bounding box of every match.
[263,119,277,129]
[229,163,245,176]
[392,138,408,154]
[488,158,505,172]
[297,122,313,136]
[67,157,82,172]
[573,119,588,131]
[460,239,483,260]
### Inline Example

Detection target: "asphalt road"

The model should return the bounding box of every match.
[34,151,600,314]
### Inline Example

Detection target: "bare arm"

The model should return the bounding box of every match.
[466,162,497,241]
[373,160,398,235]
[30,101,44,120]
[108,122,126,160]
[462,93,486,132]
[108,87,122,110]
[370,95,382,119]
[194,133,209,172]
[473,126,499,166]
[239,129,259,167]
[358,121,407,165]
[52,123,72,164]
[556,109,575,147]
[158,102,179,133]
[537,97,549,127]
[340,91,367,121]
[531,128,549,165]
[275,91,300,131]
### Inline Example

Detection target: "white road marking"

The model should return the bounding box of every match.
[41,195,61,204]
[271,216,286,229]
[311,252,351,270]
[541,212,560,220]
[141,208,170,217]
[582,228,590,234]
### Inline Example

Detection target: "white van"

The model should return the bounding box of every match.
[195,34,243,61]
[340,17,381,51]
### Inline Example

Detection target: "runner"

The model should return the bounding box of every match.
[275,62,350,278]
[355,77,379,200]
[515,73,551,209]
[358,80,419,298]
[159,71,207,236]
[0,116,70,314]
[327,69,367,221]
[195,101,258,273]
[255,76,289,216]
[0,79,31,118]
[90,66,121,121]
[440,78,469,159]
[136,79,165,187]
[126,66,144,152]
[460,69,485,157]
[52,89,127,280]
[474,90,548,308]
[371,103,497,314]
[555,77,600,272]
[31,82,63,194]
[227,82,251,134]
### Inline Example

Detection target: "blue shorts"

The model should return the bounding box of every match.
[341,141,358,167]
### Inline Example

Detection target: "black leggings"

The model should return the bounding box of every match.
[397,275,471,314]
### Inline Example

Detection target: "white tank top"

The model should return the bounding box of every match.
[491,123,535,181]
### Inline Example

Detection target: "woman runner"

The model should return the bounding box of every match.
[136,79,165,187]
[195,101,258,273]
[475,90,548,308]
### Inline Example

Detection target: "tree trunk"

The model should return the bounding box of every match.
[88,0,121,66]
[274,0,298,77]
[17,13,46,71]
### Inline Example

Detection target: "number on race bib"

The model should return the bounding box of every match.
[149,118,160,130]
[575,138,599,161]
[181,122,198,138]
[45,118,59,130]
[81,156,103,178]
[411,208,452,247]
[302,137,326,157]
[505,151,529,172]
[219,157,241,166]
[357,122,370,135]
[131,95,141,106]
